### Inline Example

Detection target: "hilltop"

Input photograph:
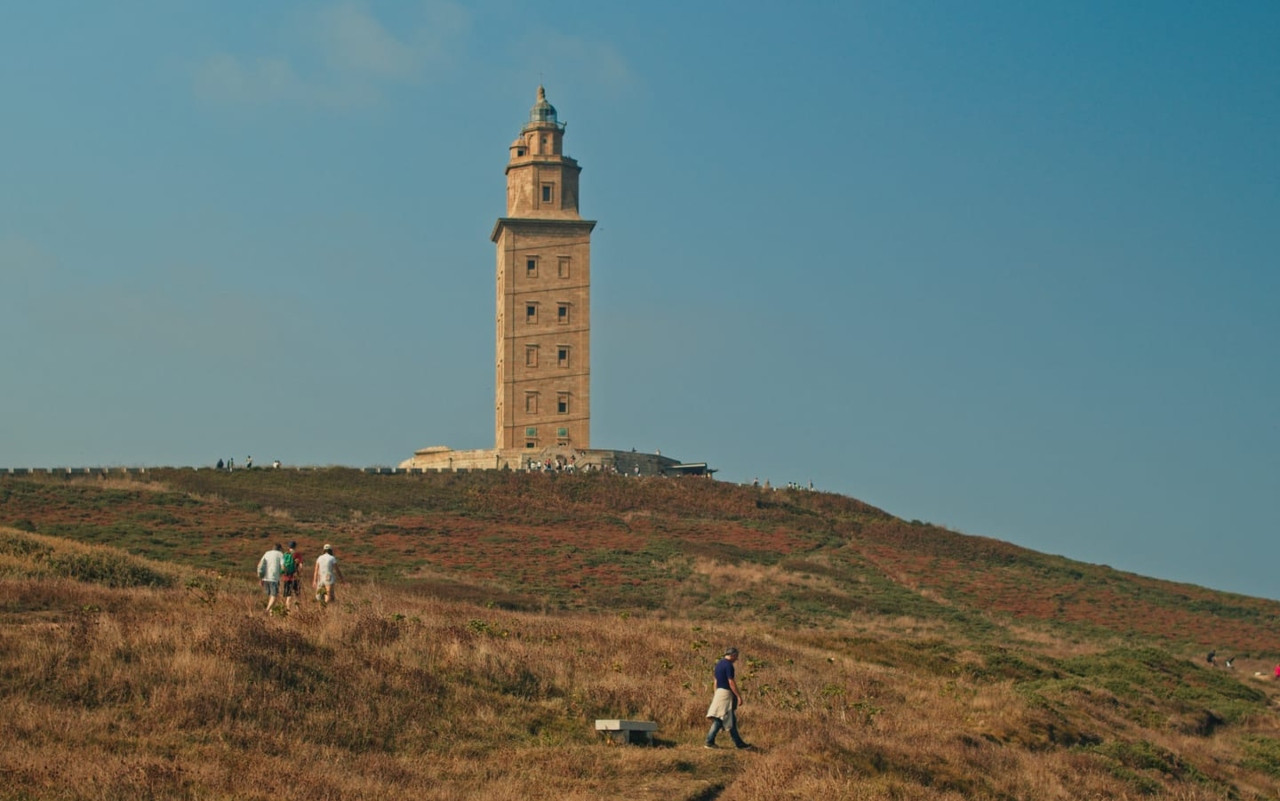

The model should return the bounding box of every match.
[2,468,1280,799]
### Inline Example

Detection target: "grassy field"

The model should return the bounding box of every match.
[3,469,1280,799]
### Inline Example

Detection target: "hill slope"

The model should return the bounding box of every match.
[2,469,1275,650]
[3,469,1280,799]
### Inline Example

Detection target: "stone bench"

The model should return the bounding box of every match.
[594,719,658,745]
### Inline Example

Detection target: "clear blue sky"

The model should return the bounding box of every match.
[1,2,1276,599]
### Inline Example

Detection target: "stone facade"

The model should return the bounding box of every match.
[493,86,594,452]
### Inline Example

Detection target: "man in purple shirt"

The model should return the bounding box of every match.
[704,646,751,749]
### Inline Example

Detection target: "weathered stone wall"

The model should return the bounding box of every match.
[399,447,684,476]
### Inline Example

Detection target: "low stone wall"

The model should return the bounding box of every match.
[400,447,688,476]
[0,456,708,478]
[398,448,508,472]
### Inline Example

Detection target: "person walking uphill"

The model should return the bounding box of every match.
[257,543,286,613]
[705,646,751,749]
[281,541,302,611]
[313,543,344,605]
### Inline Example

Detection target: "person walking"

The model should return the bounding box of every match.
[257,543,286,613]
[705,646,751,749]
[313,543,344,604]
[281,541,302,611]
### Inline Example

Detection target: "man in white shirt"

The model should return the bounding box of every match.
[256,543,285,613]
[313,543,345,604]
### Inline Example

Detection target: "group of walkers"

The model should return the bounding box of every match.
[254,543,755,748]
[256,541,344,612]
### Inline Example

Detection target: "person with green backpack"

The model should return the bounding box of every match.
[281,541,302,611]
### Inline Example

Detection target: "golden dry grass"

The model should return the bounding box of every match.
[5,464,1280,800]
[3,525,1280,801]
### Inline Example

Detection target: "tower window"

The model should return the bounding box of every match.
[525,427,538,437]
[526,257,538,277]
[558,347,570,367]
[541,184,553,203]
[557,427,569,438]
[516,148,526,157]
[558,393,569,414]
[525,346,538,367]
[558,257,570,278]
[526,304,538,324]
[525,393,538,414]
[557,304,569,324]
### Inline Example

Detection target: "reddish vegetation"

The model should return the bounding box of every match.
[1,468,1276,652]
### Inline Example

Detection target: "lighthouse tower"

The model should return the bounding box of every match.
[400,89,709,477]
[492,87,596,453]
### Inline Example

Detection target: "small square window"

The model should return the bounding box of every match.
[556,427,569,438]
[525,427,538,437]
[558,347,569,367]
[525,393,538,414]
[526,304,538,324]
[525,346,538,367]
[525,441,535,449]
[558,257,570,278]
[558,394,569,414]
[557,304,569,323]
[526,258,538,277]
[541,184,553,203]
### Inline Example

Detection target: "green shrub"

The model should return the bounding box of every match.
[49,551,174,589]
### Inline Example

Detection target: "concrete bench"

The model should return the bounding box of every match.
[594,719,658,745]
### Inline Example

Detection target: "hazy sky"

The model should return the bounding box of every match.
[1,2,1276,599]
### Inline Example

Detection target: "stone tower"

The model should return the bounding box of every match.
[492,87,596,452]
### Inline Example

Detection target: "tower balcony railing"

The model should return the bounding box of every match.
[526,118,567,132]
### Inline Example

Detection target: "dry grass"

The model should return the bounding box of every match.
[67,476,173,493]
[3,540,1280,800]
[5,470,1280,799]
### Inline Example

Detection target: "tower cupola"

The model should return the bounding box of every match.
[503,86,580,217]
[529,85,559,125]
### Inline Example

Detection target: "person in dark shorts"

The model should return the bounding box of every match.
[281,541,302,610]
